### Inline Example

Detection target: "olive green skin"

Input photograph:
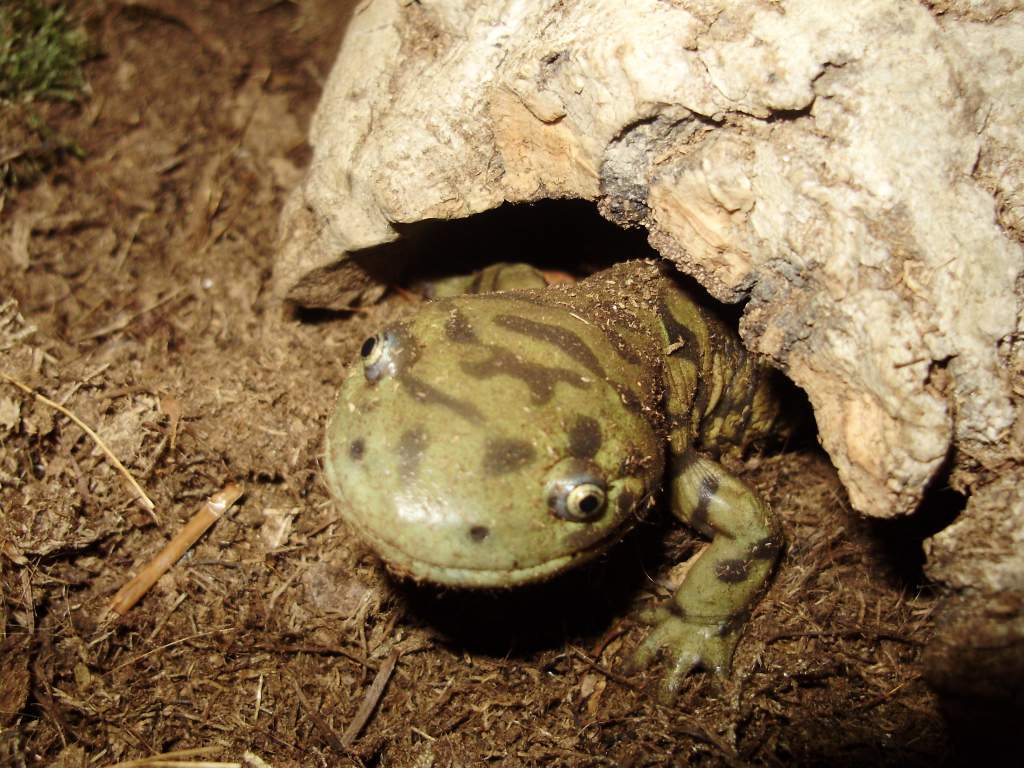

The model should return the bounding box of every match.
[325,257,781,584]
[324,290,664,587]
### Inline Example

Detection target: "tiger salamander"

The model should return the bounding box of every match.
[324,260,786,696]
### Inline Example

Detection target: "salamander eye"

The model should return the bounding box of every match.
[567,483,606,520]
[548,474,607,522]
[361,330,400,382]
[360,334,384,365]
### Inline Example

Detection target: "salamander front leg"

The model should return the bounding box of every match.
[632,453,783,698]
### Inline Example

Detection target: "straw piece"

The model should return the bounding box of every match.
[107,483,244,616]
[1,370,156,511]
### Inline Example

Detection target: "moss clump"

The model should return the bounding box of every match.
[0,1,89,190]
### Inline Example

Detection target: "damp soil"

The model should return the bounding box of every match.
[0,2,953,766]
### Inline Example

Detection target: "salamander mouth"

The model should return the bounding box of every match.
[353,519,617,589]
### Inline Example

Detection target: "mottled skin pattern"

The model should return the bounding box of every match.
[324,260,786,697]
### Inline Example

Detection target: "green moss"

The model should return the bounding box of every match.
[1,1,89,190]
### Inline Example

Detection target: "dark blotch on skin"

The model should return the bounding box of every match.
[668,602,688,619]
[691,474,719,537]
[714,558,751,584]
[692,382,711,422]
[468,271,486,294]
[615,385,643,414]
[750,535,783,560]
[398,428,429,481]
[460,346,590,405]
[349,438,365,461]
[445,306,478,344]
[568,415,602,459]
[617,489,636,518]
[604,327,646,366]
[469,525,490,542]
[657,298,701,363]
[718,609,750,636]
[672,450,697,478]
[660,298,710,418]
[482,437,536,475]
[494,314,606,378]
[398,372,484,423]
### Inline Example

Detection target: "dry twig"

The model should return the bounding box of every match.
[290,677,346,753]
[107,483,245,616]
[1,370,156,512]
[341,648,401,747]
[569,646,639,690]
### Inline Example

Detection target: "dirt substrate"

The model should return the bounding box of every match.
[0,2,962,766]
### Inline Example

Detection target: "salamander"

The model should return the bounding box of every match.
[323,260,787,696]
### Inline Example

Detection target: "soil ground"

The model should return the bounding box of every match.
[1,2,956,766]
